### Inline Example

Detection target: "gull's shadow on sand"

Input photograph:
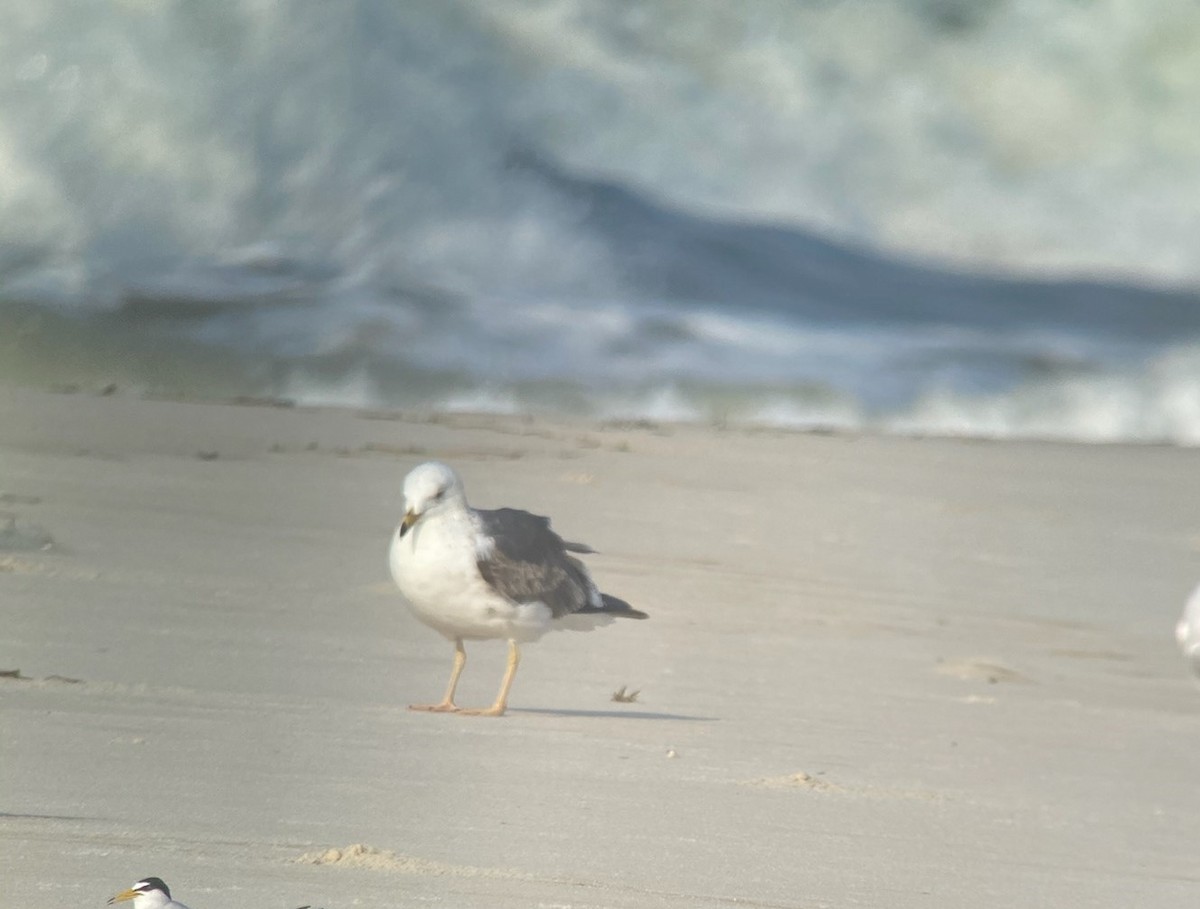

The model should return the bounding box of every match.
[510,707,717,722]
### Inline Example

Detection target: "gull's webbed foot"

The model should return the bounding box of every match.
[408,701,461,713]
[456,704,506,717]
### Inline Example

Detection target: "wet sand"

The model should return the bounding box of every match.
[1,386,1198,908]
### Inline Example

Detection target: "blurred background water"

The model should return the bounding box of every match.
[3,0,1200,442]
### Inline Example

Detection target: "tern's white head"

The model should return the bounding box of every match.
[399,461,467,537]
[107,878,178,909]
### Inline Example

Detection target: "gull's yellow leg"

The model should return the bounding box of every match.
[409,638,465,712]
[461,639,520,717]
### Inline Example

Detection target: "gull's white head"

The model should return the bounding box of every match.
[1177,582,1200,676]
[107,878,175,909]
[399,461,466,537]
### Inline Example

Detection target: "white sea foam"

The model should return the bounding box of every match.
[4,0,1200,299]
[2,2,1199,444]
[887,344,1200,444]
[281,369,384,411]
[436,388,522,416]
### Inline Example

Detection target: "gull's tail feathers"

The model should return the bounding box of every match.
[588,592,648,620]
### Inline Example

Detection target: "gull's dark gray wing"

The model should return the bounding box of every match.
[472,507,597,618]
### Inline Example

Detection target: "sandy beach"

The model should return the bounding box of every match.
[2,385,1198,908]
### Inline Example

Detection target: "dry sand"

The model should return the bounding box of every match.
[1,386,1198,908]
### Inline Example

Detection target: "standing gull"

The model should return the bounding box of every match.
[389,461,647,716]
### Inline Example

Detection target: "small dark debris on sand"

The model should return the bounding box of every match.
[227,395,296,408]
[0,669,82,684]
[611,685,641,703]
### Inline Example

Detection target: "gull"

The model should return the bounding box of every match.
[1176,582,1200,676]
[107,878,190,909]
[389,461,647,716]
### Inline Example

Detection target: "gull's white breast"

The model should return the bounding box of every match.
[389,508,552,641]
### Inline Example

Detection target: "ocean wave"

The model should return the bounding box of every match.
[3,1,1200,444]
